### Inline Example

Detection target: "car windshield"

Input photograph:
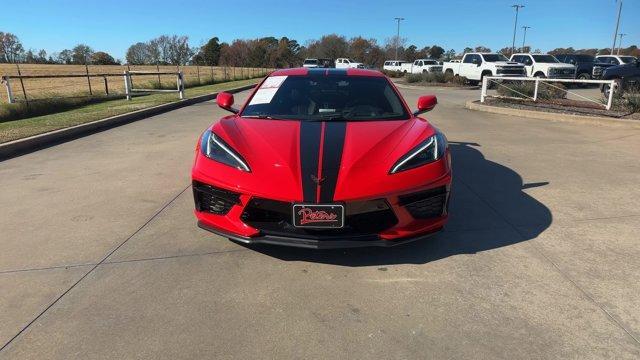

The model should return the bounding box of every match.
[620,56,636,64]
[241,75,409,121]
[303,59,318,65]
[424,60,438,64]
[483,54,509,62]
[532,55,559,63]
[573,55,594,62]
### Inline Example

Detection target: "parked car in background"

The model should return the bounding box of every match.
[383,60,407,72]
[600,58,640,96]
[555,54,614,80]
[510,53,576,78]
[303,58,334,68]
[401,59,443,74]
[443,53,525,85]
[595,55,638,66]
[335,58,365,69]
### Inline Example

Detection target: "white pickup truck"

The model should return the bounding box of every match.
[442,53,526,84]
[383,60,407,72]
[401,59,442,74]
[510,53,576,78]
[335,58,365,69]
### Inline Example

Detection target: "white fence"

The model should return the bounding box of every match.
[480,76,617,110]
[124,71,184,100]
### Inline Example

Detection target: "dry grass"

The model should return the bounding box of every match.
[0,64,269,103]
[0,78,260,143]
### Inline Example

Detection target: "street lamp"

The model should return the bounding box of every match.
[394,17,405,60]
[617,33,627,55]
[522,26,531,51]
[611,0,623,55]
[511,5,525,55]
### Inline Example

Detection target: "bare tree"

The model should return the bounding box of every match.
[0,32,25,63]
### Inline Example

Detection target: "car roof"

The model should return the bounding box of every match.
[271,67,384,77]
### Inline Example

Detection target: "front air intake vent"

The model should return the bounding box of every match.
[193,181,240,215]
[398,186,448,219]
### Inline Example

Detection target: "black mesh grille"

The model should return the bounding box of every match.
[193,181,240,215]
[399,186,448,219]
[241,198,397,240]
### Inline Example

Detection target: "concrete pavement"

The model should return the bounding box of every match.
[1,86,639,359]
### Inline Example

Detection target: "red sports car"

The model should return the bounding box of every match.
[192,68,451,248]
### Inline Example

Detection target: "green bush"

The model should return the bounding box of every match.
[496,81,567,100]
[405,71,469,86]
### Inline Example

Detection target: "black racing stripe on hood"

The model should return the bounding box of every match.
[319,121,347,203]
[299,121,322,202]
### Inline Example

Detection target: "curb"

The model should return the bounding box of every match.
[0,83,257,160]
[465,100,640,129]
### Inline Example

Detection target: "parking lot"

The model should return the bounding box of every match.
[1,86,639,358]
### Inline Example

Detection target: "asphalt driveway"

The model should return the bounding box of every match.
[1,85,639,359]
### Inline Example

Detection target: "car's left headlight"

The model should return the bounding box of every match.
[200,129,250,172]
[390,131,447,174]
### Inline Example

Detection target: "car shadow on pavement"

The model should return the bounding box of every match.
[245,142,552,266]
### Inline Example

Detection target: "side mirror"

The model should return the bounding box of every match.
[414,95,437,116]
[216,92,238,114]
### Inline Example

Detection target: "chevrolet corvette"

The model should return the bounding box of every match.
[192,67,451,248]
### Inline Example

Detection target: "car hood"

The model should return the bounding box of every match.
[547,63,575,68]
[493,61,523,66]
[199,116,444,202]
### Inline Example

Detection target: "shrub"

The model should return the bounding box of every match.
[496,81,567,100]
[381,69,404,78]
[609,90,640,114]
[405,73,423,83]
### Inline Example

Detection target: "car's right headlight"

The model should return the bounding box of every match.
[200,129,250,172]
[390,131,447,174]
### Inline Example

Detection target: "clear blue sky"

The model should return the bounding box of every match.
[4,0,639,60]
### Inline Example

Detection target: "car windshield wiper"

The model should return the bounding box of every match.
[241,114,296,120]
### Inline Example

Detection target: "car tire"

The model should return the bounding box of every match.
[534,72,546,78]
[603,78,622,98]
[577,73,591,88]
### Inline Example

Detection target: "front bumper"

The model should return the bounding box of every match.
[198,221,442,249]
[192,172,451,248]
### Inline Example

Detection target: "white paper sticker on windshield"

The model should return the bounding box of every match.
[249,88,279,105]
[248,75,287,105]
[261,75,287,89]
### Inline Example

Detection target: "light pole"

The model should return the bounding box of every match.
[611,0,623,55]
[511,5,525,55]
[521,26,531,51]
[394,17,405,60]
[617,33,627,54]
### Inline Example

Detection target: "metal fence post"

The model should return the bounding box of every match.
[103,76,109,95]
[606,80,615,110]
[123,71,132,100]
[15,64,29,106]
[85,63,93,95]
[2,76,15,103]
[480,76,488,103]
[533,78,540,102]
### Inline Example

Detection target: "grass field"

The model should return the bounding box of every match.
[0,64,269,103]
[0,78,259,143]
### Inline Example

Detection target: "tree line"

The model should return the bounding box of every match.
[2,30,639,68]
[1,32,119,65]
